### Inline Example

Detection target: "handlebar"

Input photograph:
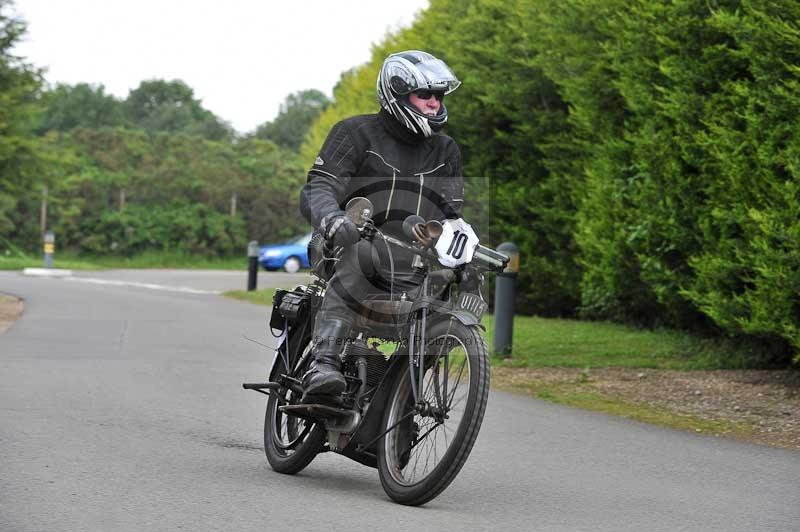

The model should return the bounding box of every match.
[330,197,510,278]
[361,223,509,274]
[321,209,510,275]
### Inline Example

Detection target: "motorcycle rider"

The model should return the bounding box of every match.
[299,50,465,401]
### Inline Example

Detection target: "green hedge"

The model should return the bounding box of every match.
[302,0,800,362]
[75,203,246,256]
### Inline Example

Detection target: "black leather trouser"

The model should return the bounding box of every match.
[312,239,422,357]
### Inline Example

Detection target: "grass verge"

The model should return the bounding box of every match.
[224,288,278,305]
[0,254,105,271]
[0,251,249,271]
[494,376,753,440]
[482,314,777,371]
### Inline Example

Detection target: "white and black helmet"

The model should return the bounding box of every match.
[377,50,461,137]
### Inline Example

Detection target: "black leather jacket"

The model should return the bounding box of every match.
[299,109,464,240]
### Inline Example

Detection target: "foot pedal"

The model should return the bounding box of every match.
[279,404,350,419]
[242,382,281,396]
[242,382,280,390]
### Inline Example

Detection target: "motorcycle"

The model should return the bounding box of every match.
[244,197,508,506]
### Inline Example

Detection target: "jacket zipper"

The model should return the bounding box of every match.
[386,171,396,224]
[415,163,446,216]
[366,151,401,224]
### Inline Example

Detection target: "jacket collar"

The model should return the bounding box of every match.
[378,108,426,145]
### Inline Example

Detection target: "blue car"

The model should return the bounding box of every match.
[258,232,312,273]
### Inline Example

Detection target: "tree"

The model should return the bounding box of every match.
[426,0,581,316]
[233,138,308,241]
[683,0,800,359]
[252,89,330,151]
[37,82,125,133]
[0,0,43,239]
[123,79,232,140]
[35,127,307,255]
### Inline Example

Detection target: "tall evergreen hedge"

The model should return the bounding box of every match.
[303,0,800,360]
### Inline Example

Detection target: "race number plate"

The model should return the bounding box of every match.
[435,218,479,268]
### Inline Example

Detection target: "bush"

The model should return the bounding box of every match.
[76,203,246,256]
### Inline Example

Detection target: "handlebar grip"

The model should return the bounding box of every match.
[402,215,425,241]
[473,245,510,272]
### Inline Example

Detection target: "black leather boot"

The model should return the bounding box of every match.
[302,317,351,400]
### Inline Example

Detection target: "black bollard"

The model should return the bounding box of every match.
[493,242,519,357]
[247,240,259,291]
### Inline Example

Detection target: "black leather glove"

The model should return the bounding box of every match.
[322,213,360,248]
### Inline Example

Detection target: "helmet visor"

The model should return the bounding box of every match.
[385,54,461,96]
[414,58,461,94]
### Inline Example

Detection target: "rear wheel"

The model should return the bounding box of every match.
[377,319,490,505]
[264,338,326,474]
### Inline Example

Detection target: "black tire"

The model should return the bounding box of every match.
[377,318,490,506]
[283,256,302,273]
[264,338,326,474]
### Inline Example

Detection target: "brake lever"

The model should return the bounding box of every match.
[359,219,377,241]
[323,217,376,255]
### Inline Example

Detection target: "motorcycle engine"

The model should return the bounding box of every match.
[342,338,388,390]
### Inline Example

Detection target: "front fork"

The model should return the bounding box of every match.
[406,276,450,420]
[408,306,426,406]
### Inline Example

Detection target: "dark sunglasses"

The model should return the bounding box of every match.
[414,89,445,101]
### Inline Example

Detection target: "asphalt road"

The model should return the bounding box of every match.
[1,270,798,532]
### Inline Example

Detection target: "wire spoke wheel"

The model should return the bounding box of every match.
[271,388,313,451]
[377,319,489,505]
[264,339,326,474]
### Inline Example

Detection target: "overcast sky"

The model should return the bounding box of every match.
[11,0,430,134]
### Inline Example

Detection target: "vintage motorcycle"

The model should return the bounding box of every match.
[244,198,508,506]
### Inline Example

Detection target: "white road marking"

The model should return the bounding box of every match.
[22,267,73,277]
[63,276,222,295]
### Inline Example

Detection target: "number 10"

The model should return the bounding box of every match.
[447,230,468,259]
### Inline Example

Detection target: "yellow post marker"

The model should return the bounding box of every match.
[504,247,520,274]
[43,231,55,268]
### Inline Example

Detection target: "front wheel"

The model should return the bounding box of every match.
[283,256,302,273]
[264,337,326,474]
[377,319,490,506]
